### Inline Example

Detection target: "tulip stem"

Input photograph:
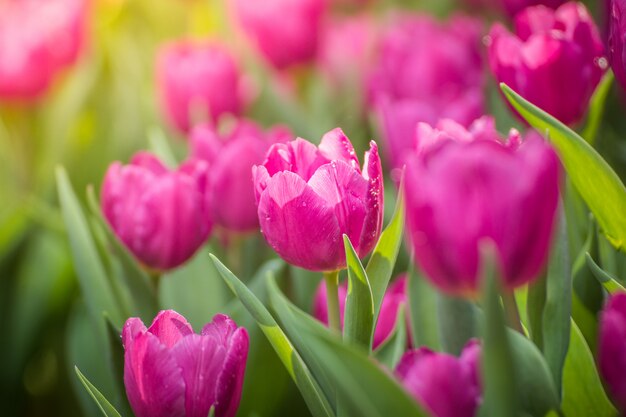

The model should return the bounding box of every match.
[324,270,341,333]
[502,291,524,334]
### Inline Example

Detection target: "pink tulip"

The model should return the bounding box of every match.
[599,292,626,413]
[368,14,485,168]
[396,341,481,417]
[229,0,327,70]
[253,128,383,272]
[189,120,292,233]
[488,2,606,126]
[0,0,87,100]
[608,0,626,91]
[156,41,244,133]
[101,152,212,271]
[465,0,566,17]
[404,125,560,296]
[123,311,249,417]
[314,275,407,348]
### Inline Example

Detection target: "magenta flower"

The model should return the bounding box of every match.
[368,14,485,168]
[314,275,407,348]
[404,126,560,296]
[229,0,326,70]
[123,311,249,417]
[101,152,212,271]
[189,120,292,233]
[608,0,626,91]
[599,292,626,413]
[0,0,87,100]
[157,41,244,133]
[488,2,606,126]
[396,341,481,417]
[253,128,383,272]
[465,0,566,17]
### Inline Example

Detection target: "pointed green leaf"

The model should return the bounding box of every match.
[586,253,626,294]
[374,303,407,369]
[74,367,122,417]
[582,72,613,144]
[501,83,626,251]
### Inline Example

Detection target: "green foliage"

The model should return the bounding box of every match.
[74,367,122,417]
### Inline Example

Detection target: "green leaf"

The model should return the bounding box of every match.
[74,367,122,417]
[148,127,178,168]
[343,235,375,350]
[437,293,477,355]
[561,321,618,417]
[209,254,335,417]
[407,267,440,350]
[586,253,626,294]
[374,303,407,369]
[501,83,626,251]
[582,72,614,144]
[366,184,405,316]
[527,274,547,349]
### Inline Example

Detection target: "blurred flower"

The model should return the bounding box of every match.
[0,0,87,100]
[253,128,383,271]
[314,275,407,348]
[189,120,292,233]
[488,2,606,126]
[157,41,244,133]
[229,0,327,70]
[599,292,626,413]
[101,152,212,271]
[123,310,249,417]
[609,0,626,91]
[465,0,566,17]
[395,341,481,417]
[405,125,560,296]
[368,14,485,168]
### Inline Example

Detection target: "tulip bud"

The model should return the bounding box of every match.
[599,292,626,413]
[157,41,244,133]
[189,120,292,233]
[314,275,407,348]
[488,2,606,126]
[368,14,485,168]
[253,128,383,272]
[123,311,249,417]
[395,341,481,417]
[101,152,212,271]
[405,124,560,296]
[608,0,626,91]
[229,0,327,70]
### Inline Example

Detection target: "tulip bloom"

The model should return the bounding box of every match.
[101,152,212,271]
[229,0,326,70]
[396,341,481,417]
[189,120,292,233]
[157,41,244,133]
[123,311,249,417]
[599,292,626,413]
[314,276,407,348]
[609,0,626,91]
[253,128,383,272]
[465,0,566,17]
[0,0,87,100]
[368,14,484,168]
[488,2,606,126]
[405,125,560,296]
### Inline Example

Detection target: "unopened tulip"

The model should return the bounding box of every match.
[368,14,485,168]
[314,275,407,348]
[608,0,626,91]
[488,2,606,126]
[123,311,249,417]
[157,41,244,133]
[0,0,87,100]
[229,0,326,70]
[253,128,383,272]
[599,292,626,413]
[396,341,481,417]
[189,120,292,233]
[101,152,212,271]
[405,129,560,296]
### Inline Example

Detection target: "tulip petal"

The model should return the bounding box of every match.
[147,310,194,349]
[358,141,384,258]
[214,328,250,417]
[318,128,361,172]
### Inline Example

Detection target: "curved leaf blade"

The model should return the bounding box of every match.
[74,367,122,417]
[586,253,626,294]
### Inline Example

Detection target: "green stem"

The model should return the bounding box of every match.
[502,291,524,334]
[324,270,341,333]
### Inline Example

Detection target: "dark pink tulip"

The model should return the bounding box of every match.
[599,292,626,413]
[157,41,244,133]
[253,128,383,272]
[465,0,566,17]
[405,126,560,296]
[368,14,485,168]
[101,152,212,271]
[0,0,87,100]
[123,311,249,417]
[189,120,292,233]
[396,341,481,417]
[488,2,606,126]
[229,0,327,70]
[314,275,407,348]
[609,0,626,91]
